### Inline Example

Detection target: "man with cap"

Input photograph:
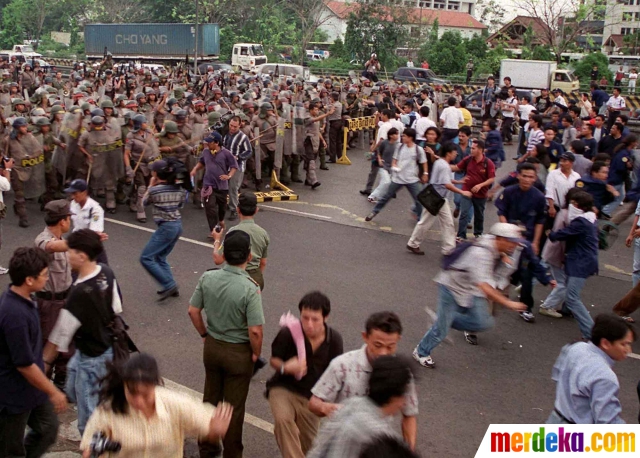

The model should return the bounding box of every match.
[213,192,270,290]
[140,159,187,301]
[33,117,65,206]
[190,131,238,235]
[158,121,192,164]
[34,200,74,389]
[65,179,109,264]
[412,222,527,369]
[7,116,45,227]
[250,102,278,190]
[188,229,264,458]
[124,114,161,222]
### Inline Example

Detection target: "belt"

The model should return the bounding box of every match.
[36,289,70,301]
[554,408,575,424]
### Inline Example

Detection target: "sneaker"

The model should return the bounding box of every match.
[365,212,377,222]
[520,311,535,323]
[453,208,460,218]
[464,331,478,345]
[412,347,435,368]
[0,266,8,275]
[539,308,563,318]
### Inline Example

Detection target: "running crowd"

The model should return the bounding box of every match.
[0,57,639,458]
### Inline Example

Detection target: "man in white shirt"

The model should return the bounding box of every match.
[606,87,626,130]
[545,152,581,219]
[64,179,109,264]
[439,97,463,143]
[415,106,436,146]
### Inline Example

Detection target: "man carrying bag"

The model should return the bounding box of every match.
[408,143,472,255]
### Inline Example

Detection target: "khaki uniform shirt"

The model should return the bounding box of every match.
[220,219,269,272]
[34,227,72,293]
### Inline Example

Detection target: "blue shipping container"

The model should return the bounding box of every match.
[85,23,220,59]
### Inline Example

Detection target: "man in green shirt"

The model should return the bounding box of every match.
[214,192,270,290]
[188,230,264,458]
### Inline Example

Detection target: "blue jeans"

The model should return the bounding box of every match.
[65,347,113,435]
[633,240,640,288]
[453,172,465,210]
[416,285,495,357]
[140,220,182,291]
[457,196,487,238]
[541,265,566,310]
[372,181,423,219]
[603,184,624,216]
[565,276,594,339]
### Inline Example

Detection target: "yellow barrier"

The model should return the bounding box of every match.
[338,116,377,165]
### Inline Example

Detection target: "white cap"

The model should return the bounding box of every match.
[489,222,523,240]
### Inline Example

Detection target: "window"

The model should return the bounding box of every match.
[433,0,445,8]
[624,12,633,21]
[635,12,640,21]
[418,0,431,6]
[622,27,637,35]
[240,47,248,55]
[447,1,460,9]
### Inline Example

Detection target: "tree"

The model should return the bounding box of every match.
[572,51,612,84]
[517,0,622,64]
[344,0,408,69]
[288,0,334,65]
[464,33,488,62]
[474,0,506,33]
[425,30,467,75]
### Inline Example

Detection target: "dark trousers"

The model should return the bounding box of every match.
[441,128,459,144]
[608,110,621,130]
[204,189,229,231]
[10,172,27,223]
[511,262,535,312]
[457,196,487,239]
[0,400,59,458]
[247,268,264,291]
[37,297,73,389]
[200,337,254,458]
[364,161,379,193]
[328,120,343,161]
[501,117,514,142]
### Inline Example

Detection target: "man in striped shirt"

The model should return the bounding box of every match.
[140,159,186,301]
[224,116,253,221]
[526,114,545,157]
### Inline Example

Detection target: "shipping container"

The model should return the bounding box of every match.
[84,23,220,61]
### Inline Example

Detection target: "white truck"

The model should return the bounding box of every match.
[231,43,267,71]
[0,44,43,63]
[499,59,580,94]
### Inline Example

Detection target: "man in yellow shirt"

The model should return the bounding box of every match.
[458,100,473,128]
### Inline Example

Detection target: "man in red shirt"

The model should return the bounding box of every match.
[451,139,496,240]
[421,61,429,69]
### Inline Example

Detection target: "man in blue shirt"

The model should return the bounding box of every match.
[548,314,635,424]
[0,247,67,456]
[190,131,238,233]
[590,83,609,114]
[495,163,548,322]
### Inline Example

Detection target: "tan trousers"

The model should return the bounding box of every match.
[268,387,320,458]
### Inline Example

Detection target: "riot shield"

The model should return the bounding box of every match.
[52,112,84,183]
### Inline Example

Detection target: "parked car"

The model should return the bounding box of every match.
[464,88,534,108]
[197,62,234,74]
[392,67,449,85]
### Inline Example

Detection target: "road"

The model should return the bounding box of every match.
[3,142,640,457]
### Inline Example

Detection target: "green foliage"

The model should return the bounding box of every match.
[424,31,467,75]
[344,0,408,69]
[308,57,359,72]
[474,45,509,77]
[464,34,488,62]
[328,38,348,61]
[572,52,612,84]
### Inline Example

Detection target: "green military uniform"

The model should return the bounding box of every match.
[190,264,264,458]
[218,219,270,290]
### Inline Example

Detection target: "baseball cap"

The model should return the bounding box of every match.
[64,179,88,193]
[559,151,575,162]
[489,222,522,241]
[44,200,73,219]
[204,131,223,144]
[223,231,251,265]
[150,159,168,172]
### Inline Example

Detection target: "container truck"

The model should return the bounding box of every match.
[499,59,580,94]
[84,23,220,62]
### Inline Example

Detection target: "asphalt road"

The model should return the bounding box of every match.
[2,142,640,457]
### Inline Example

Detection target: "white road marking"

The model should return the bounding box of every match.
[260,205,332,219]
[628,352,640,361]
[105,218,214,248]
[163,378,275,434]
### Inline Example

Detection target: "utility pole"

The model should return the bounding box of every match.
[194,0,199,74]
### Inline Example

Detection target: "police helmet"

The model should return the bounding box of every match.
[12,117,27,128]
[91,116,105,125]
[163,121,179,133]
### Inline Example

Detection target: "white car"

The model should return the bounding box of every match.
[256,63,310,81]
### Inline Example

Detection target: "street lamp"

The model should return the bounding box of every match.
[194,0,199,74]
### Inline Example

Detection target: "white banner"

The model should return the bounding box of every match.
[476,425,638,457]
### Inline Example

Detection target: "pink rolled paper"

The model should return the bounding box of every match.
[279,311,307,380]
